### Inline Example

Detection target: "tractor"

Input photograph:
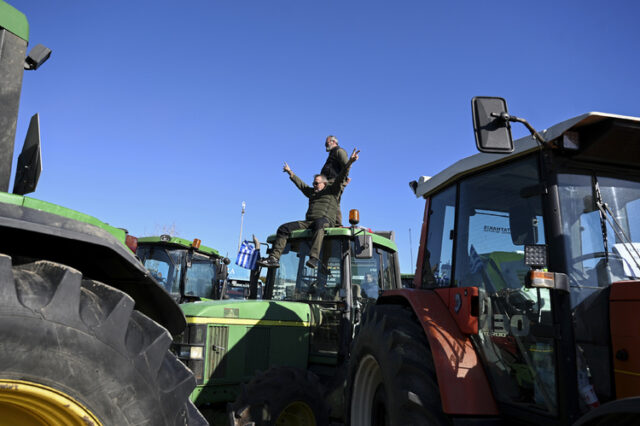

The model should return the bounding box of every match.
[0,2,204,424]
[170,213,401,424]
[346,97,640,425]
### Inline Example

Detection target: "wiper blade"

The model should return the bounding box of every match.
[592,177,610,263]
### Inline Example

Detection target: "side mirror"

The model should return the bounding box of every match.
[509,204,538,245]
[217,261,229,280]
[354,234,373,259]
[24,44,52,71]
[13,114,42,195]
[471,97,514,154]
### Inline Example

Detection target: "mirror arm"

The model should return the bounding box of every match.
[491,112,546,145]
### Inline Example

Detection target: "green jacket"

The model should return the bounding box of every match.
[290,163,351,224]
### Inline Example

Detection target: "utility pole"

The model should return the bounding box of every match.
[238,201,246,251]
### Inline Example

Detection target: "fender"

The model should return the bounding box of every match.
[0,202,185,335]
[379,288,498,415]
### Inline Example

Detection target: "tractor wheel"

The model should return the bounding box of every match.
[229,366,330,426]
[347,304,450,426]
[0,255,206,426]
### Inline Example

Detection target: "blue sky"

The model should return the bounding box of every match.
[9,0,640,277]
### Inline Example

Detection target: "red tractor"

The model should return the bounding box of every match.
[347,97,640,425]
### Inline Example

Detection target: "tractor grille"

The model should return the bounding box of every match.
[209,326,229,379]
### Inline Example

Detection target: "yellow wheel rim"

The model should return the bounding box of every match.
[275,401,316,426]
[0,379,102,426]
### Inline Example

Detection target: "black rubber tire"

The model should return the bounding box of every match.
[229,366,330,426]
[0,255,207,425]
[347,304,450,426]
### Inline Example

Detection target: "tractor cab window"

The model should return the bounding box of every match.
[558,173,640,405]
[350,243,396,301]
[137,246,184,294]
[422,185,456,288]
[270,238,343,302]
[184,253,217,298]
[558,173,640,301]
[351,252,382,301]
[380,248,398,290]
[454,157,557,414]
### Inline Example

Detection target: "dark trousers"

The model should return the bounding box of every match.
[271,217,330,260]
[327,178,347,227]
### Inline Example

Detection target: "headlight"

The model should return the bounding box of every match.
[176,344,204,360]
[189,346,204,360]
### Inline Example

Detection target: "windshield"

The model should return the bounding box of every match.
[558,173,640,297]
[137,246,218,298]
[269,238,342,302]
[184,253,217,298]
[136,246,185,294]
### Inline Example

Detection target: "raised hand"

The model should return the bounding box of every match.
[283,162,292,174]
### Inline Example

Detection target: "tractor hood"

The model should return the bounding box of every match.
[180,299,311,327]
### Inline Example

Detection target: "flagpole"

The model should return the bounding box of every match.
[238,201,246,251]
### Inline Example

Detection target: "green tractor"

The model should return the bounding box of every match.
[170,213,401,424]
[135,235,231,303]
[0,2,205,424]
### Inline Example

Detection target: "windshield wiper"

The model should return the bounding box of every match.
[592,176,640,274]
[592,177,610,263]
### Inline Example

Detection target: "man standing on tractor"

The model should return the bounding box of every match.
[257,148,360,269]
[322,135,349,226]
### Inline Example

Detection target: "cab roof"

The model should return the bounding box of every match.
[137,235,220,257]
[412,112,640,199]
[266,227,398,252]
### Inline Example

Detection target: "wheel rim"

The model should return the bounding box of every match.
[275,401,316,426]
[351,354,384,426]
[0,379,102,426]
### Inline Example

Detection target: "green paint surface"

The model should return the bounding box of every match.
[266,226,398,252]
[1,194,126,243]
[138,235,220,257]
[0,1,29,42]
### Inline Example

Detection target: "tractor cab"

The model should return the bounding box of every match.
[135,235,230,302]
[260,219,400,359]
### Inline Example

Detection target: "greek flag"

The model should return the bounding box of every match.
[236,240,259,270]
[469,244,485,274]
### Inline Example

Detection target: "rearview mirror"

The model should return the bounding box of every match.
[355,234,373,259]
[12,114,42,195]
[471,97,514,154]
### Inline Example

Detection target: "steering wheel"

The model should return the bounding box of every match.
[571,251,623,265]
[569,251,625,288]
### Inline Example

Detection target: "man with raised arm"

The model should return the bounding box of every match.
[257,148,360,269]
[321,135,349,226]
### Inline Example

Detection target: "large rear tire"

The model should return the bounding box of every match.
[347,304,449,426]
[229,366,330,426]
[0,255,206,425]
